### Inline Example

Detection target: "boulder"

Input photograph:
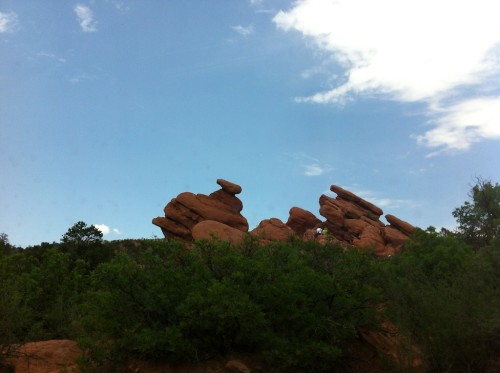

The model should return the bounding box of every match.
[286,207,321,235]
[217,178,242,195]
[152,180,248,242]
[192,220,246,245]
[251,218,295,242]
[225,359,251,373]
[209,189,243,213]
[319,195,344,225]
[5,340,81,373]
[385,214,415,236]
[381,226,410,247]
[330,185,384,217]
[353,225,386,254]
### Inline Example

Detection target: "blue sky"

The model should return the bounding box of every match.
[1,0,499,247]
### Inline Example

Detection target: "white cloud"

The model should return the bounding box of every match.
[418,96,500,155]
[94,224,110,235]
[74,4,97,32]
[231,25,254,37]
[94,224,122,236]
[273,0,500,152]
[0,11,18,33]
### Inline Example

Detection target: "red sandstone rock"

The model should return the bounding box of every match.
[385,214,415,236]
[344,218,370,236]
[153,180,416,257]
[209,189,243,213]
[216,179,242,195]
[6,340,81,373]
[192,220,246,245]
[319,195,345,225]
[286,206,321,235]
[176,193,248,231]
[153,180,249,242]
[225,359,251,373]
[152,217,192,241]
[381,226,410,246]
[330,185,383,217]
[353,225,386,254]
[251,218,295,242]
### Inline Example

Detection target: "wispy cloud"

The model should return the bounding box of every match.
[74,4,97,32]
[286,152,333,176]
[37,52,66,64]
[0,11,19,33]
[231,25,254,38]
[273,0,500,153]
[69,73,96,83]
[417,97,500,156]
[304,163,329,176]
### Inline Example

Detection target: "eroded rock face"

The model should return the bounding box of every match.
[319,185,416,256]
[192,220,246,245]
[286,206,322,235]
[5,340,81,373]
[250,218,295,243]
[153,179,249,242]
[153,179,415,256]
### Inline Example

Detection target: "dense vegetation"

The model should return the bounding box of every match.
[1,179,499,372]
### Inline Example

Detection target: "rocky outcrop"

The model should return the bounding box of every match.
[286,207,322,235]
[250,218,296,243]
[192,220,246,245]
[153,179,249,242]
[319,185,415,256]
[5,340,81,373]
[153,179,415,256]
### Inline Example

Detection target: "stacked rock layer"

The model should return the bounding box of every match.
[153,179,415,256]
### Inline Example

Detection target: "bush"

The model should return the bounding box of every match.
[381,229,500,372]
[78,238,381,371]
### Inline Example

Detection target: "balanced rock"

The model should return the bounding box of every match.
[152,180,248,242]
[217,178,242,195]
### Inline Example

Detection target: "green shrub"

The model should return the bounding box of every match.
[381,229,500,372]
[78,238,381,371]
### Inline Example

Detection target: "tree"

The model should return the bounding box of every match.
[60,221,110,268]
[0,233,15,256]
[452,178,500,248]
[61,221,103,245]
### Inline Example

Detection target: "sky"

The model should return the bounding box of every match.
[1,0,499,247]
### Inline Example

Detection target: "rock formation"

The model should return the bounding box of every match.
[250,218,296,243]
[153,179,415,256]
[153,179,249,242]
[318,185,415,256]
